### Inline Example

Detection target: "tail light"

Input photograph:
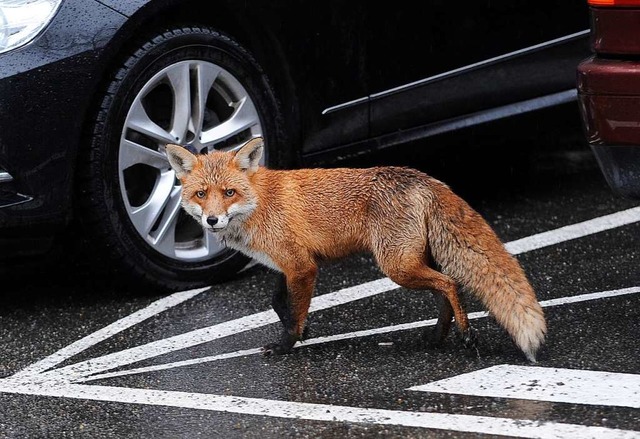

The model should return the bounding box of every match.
[588,0,640,6]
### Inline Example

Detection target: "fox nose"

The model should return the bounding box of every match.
[206,216,218,226]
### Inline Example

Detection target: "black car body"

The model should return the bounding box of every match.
[0,0,590,291]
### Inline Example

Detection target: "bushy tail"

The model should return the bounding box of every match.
[428,192,546,362]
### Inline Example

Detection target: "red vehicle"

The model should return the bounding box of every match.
[577,0,640,199]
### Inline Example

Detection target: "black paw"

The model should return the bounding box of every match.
[460,327,478,349]
[261,342,293,356]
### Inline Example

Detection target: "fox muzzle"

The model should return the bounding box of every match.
[204,214,229,230]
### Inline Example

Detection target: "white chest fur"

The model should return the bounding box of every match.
[222,229,281,272]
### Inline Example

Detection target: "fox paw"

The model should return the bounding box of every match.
[302,325,310,340]
[459,328,478,349]
[261,342,293,356]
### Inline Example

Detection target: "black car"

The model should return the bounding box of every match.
[0,0,590,291]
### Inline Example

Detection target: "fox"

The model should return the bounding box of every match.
[165,137,547,362]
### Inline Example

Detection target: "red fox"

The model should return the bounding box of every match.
[166,137,547,362]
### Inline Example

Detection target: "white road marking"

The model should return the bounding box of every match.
[12,287,210,380]
[16,205,640,383]
[504,205,640,255]
[0,381,637,439]
[75,286,640,382]
[408,365,640,409]
[25,204,640,384]
[28,278,399,384]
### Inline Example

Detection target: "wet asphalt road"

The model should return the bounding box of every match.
[1,109,639,438]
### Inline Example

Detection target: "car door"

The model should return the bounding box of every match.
[367,0,591,142]
[257,0,371,157]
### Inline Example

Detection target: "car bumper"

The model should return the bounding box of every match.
[577,6,640,199]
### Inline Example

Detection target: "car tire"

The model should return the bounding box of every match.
[75,26,289,293]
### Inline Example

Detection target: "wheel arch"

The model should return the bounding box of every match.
[87,0,301,164]
[69,0,301,292]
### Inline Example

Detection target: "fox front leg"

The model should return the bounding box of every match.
[263,274,301,355]
[262,265,317,356]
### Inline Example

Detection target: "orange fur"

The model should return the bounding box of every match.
[166,137,547,362]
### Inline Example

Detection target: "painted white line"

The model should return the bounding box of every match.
[0,382,636,439]
[77,320,443,382]
[408,365,640,409]
[13,206,640,383]
[31,278,399,384]
[537,286,640,307]
[72,347,267,383]
[78,286,640,383]
[12,287,210,380]
[505,205,640,255]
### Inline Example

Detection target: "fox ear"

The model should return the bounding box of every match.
[166,144,197,179]
[234,137,264,175]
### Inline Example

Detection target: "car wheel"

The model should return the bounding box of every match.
[75,26,288,292]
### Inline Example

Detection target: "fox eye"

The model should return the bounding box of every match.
[195,190,206,199]
[224,189,236,197]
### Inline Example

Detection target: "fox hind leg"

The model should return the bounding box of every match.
[424,251,458,347]
[428,289,478,349]
[375,247,477,350]
[425,254,455,347]
[426,292,453,347]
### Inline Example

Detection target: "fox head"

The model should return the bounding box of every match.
[165,137,264,233]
